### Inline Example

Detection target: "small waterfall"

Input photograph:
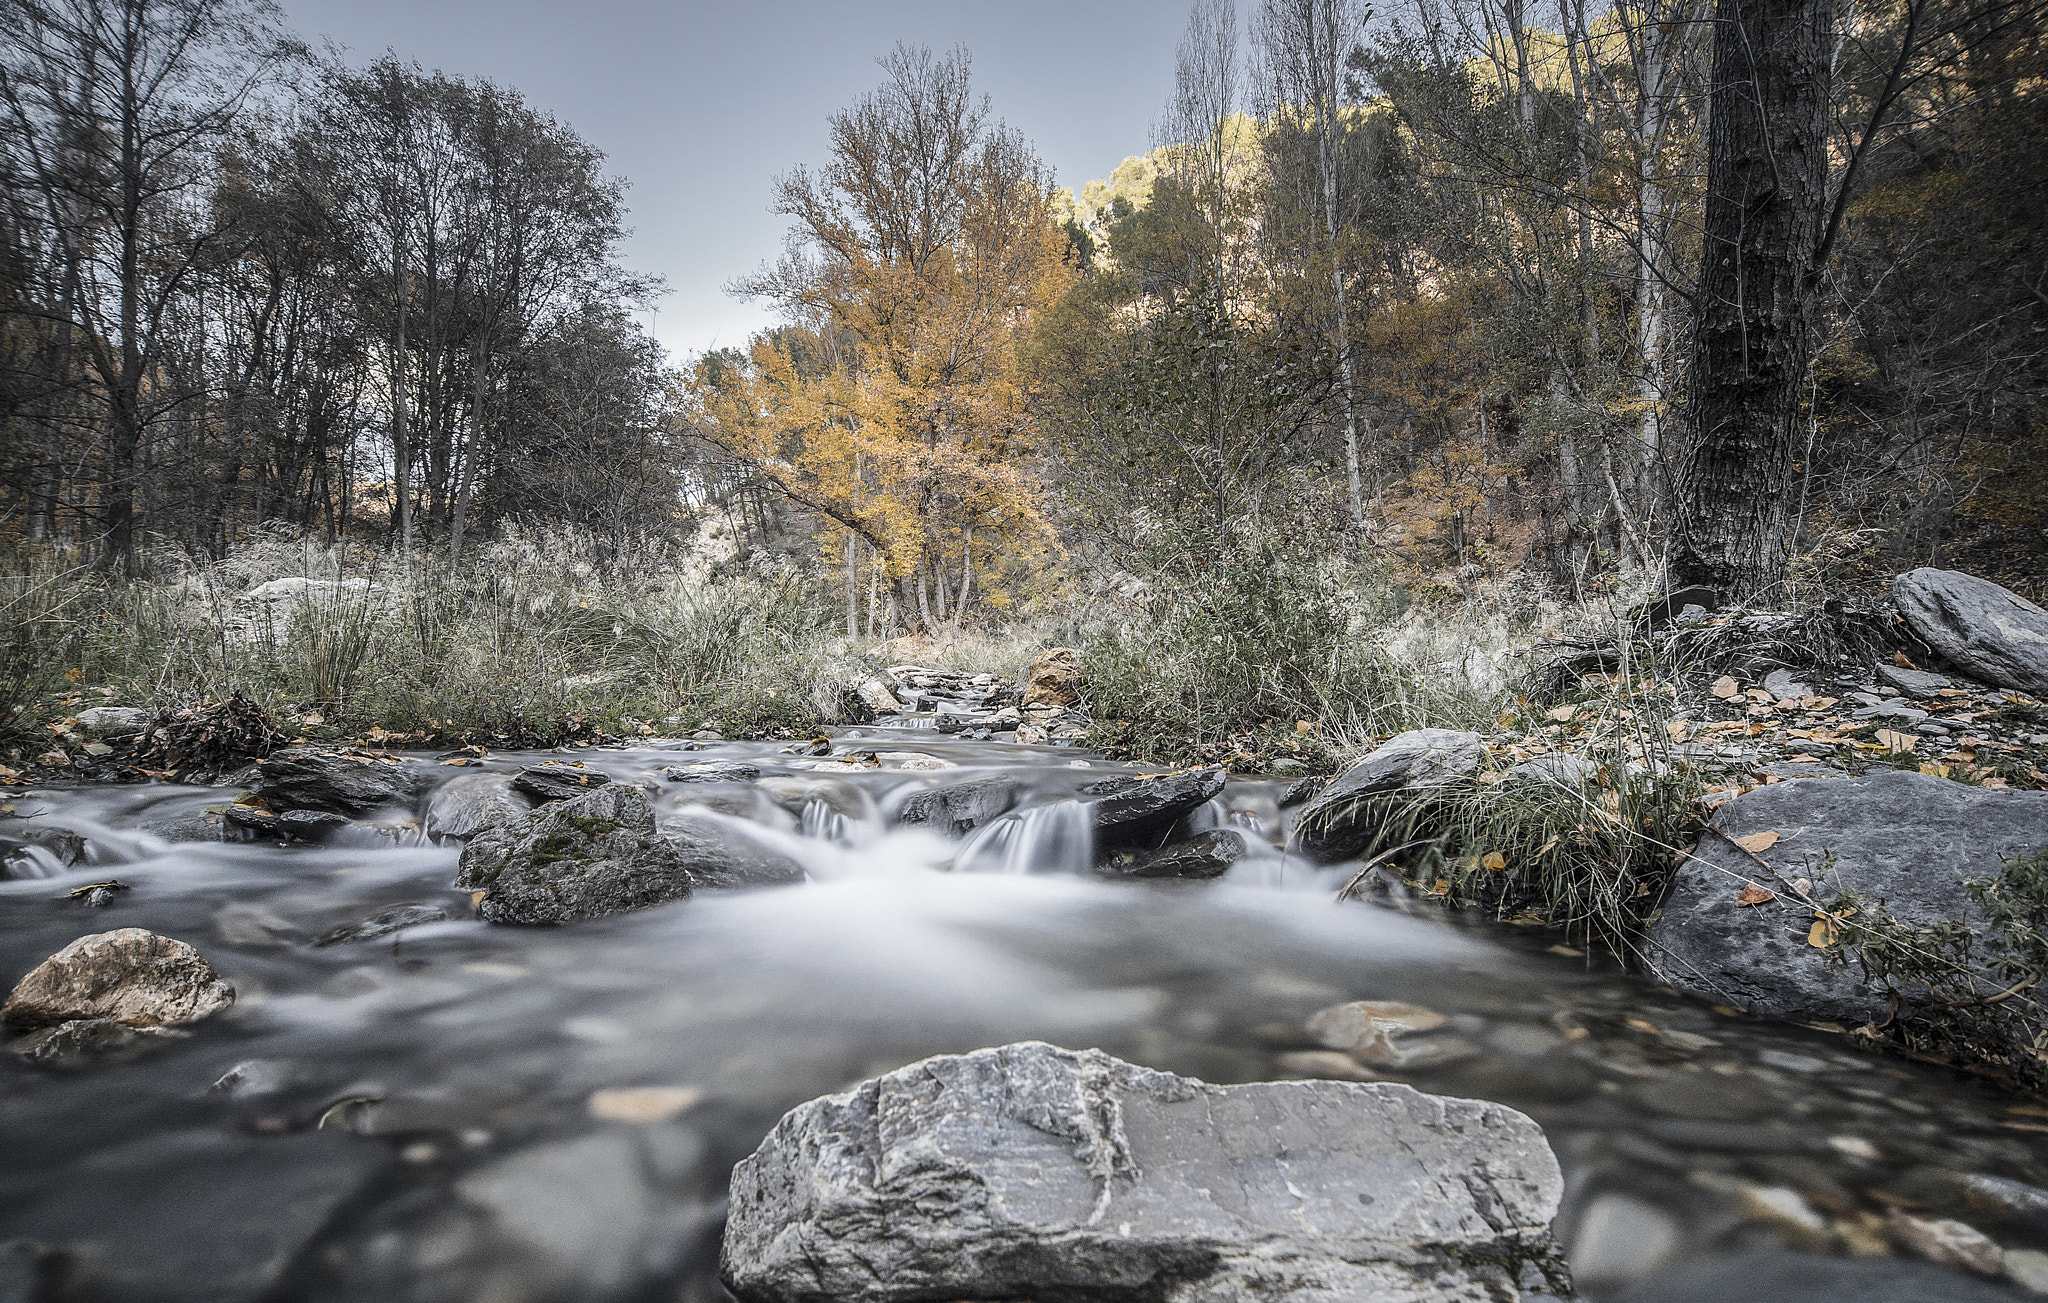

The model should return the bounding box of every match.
[954,799,1094,876]
[0,843,67,880]
[800,796,856,847]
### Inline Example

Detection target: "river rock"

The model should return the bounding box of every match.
[1099,828,1245,879]
[456,785,691,924]
[893,779,1017,837]
[423,773,531,840]
[254,747,428,816]
[661,760,761,784]
[277,809,350,842]
[1,825,88,876]
[658,810,808,889]
[314,903,449,946]
[1022,647,1086,709]
[2,929,234,1029]
[12,1017,192,1067]
[1086,768,1226,842]
[1876,662,1953,698]
[1616,1250,2030,1303]
[1293,729,1486,862]
[1893,568,2048,697]
[509,760,613,803]
[75,705,153,739]
[1645,771,2048,1024]
[721,1041,1570,1303]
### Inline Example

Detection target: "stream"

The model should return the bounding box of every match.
[2,729,2044,1301]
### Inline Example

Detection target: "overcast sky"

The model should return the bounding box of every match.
[280,0,1191,365]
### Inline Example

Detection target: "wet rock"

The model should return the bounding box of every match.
[277,809,350,842]
[854,675,906,714]
[509,760,613,803]
[1893,568,2048,697]
[75,705,153,738]
[1022,646,1087,709]
[722,1040,1570,1303]
[1087,768,1226,843]
[222,801,281,839]
[1889,1207,2003,1274]
[1569,1193,1679,1289]
[1645,771,2048,1025]
[1738,1184,1833,1250]
[660,760,761,784]
[457,785,692,924]
[1098,828,1244,879]
[455,1130,676,1296]
[2,929,234,1029]
[1293,729,1485,862]
[11,1017,191,1067]
[1278,774,1329,807]
[893,778,1017,837]
[314,903,449,946]
[659,810,807,889]
[1615,1250,2029,1303]
[1272,1048,1384,1081]
[254,747,428,817]
[1964,1174,2048,1234]
[1877,663,1954,698]
[423,772,531,840]
[1507,754,1598,788]
[1,825,87,877]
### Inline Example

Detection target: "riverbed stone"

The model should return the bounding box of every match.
[2,929,234,1029]
[456,784,692,924]
[720,1040,1572,1303]
[661,760,762,784]
[423,772,532,840]
[1293,729,1486,862]
[1616,1249,2029,1303]
[254,747,428,816]
[658,810,808,889]
[1644,771,2048,1024]
[893,778,1017,837]
[75,705,153,739]
[11,1017,191,1067]
[1086,768,1226,843]
[1099,828,1245,879]
[1893,568,2048,697]
[509,760,613,803]
[1022,646,1087,709]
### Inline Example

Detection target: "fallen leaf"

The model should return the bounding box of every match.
[1667,719,1690,741]
[1546,704,1578,722]
[1481,851,1508,871]
[1874,729,1917,753]
[1736,881,1777,906]
[1625,1017,1661,1035]
[1746,688,1775,704]
[1918,762,1951,778]
[1733,830,1781,853]
[1809,917,1840,947]
[1711,676,1739,699]
[1893,651,1918,669]
[1791,877,1813,896]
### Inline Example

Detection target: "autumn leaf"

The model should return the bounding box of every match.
[1809,917,1839,947]
[1736,881,1776,906]
[1892,651,1918,669]
[1733,830,1780,854]
[63,668,82,685]
[1874,729,1917,753]
[1481,851,1507,871]
[1918,762,1951,778]
[1546,704,1577,722]
[1666,719,1690,741]
[1711,676,1739,699]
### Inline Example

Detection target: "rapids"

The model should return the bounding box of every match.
[1,730,2044,1301]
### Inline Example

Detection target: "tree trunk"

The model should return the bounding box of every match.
[1671,0,1833,600]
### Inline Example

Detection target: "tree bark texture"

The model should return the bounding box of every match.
[1671,0,1832,600]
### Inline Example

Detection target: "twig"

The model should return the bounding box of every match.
[1335,839,1439,903]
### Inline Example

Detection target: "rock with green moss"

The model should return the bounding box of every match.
[456,785,692,924]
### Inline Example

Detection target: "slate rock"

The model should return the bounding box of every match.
[1876,663,1953,698]
[1277,774,1329,807]
[2,929,234,1029]
[509,760,613,803]
[893,779,1017,837]
[422,772,531,840]
[721,1041,1571,1303]
[1087,768,1226,841]
[1293,729,1486,862]
[11,1017,191,1068]
[222,802,281,839]
[254,747,428,817]
[658,810,808,890]
[660,761,762,784]
[277,809,350,842]
[1507,754,1598,789]
[1893,568,2048,697]
[1645,771,2048,1024]
[456,785,690,925]
[0,826,88,878]
[1100,829,1246,880]
[313,903,449,946]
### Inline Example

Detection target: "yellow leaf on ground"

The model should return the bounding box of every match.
[1918,762,1951,778]
[1733,830,1780,854]
[1809,917,1840,947]
[1481,851,1508,871]
[1875,729,1917,753]
[1546,705,1577,722]
[1711,676,1739,699]
[1736,881,1776,906]
[1667,719,1690,741]
[1893,651,1918,669]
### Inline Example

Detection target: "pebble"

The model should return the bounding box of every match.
[1826,1135,1881,1160]
[1889,1207,2004,1274]
[2007,1249,2048,1295]
[1570,1192,1680,1285]
[1737,1183,1834,1249]
[1272,1050,1383,1082]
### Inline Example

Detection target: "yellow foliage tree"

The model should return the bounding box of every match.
[686,44,1073,635]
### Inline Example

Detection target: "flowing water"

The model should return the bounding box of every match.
[2,732,2044,1301]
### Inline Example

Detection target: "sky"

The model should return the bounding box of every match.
[280,0,1192,365]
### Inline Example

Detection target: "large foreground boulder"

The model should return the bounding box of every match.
[1893,568,2048,697]
[721,1041,1572,1303]
[254,748,428,817]
[1646,771,2048,1024]
[3,929,234,1029]
[456,785,691,924]
[1292,730,1485,862]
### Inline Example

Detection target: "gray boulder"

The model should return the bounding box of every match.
[510,760,613,803]
[254,747,428,817]
[1893,568,2048,697]
[1646,771,2048,1024]
[722,1041,1570,1303]
[456,785,692,925]
[1293,730,1486,862]
[1875,662,1953,698]
[2,928,235,1029]
[75,705,152,739]
[894,779,1017,837]
[658,810,808,890]
[1100,829,1246,880]
[661,760,762,784]
[423,773,531,840]
[1086,769,1226,842]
